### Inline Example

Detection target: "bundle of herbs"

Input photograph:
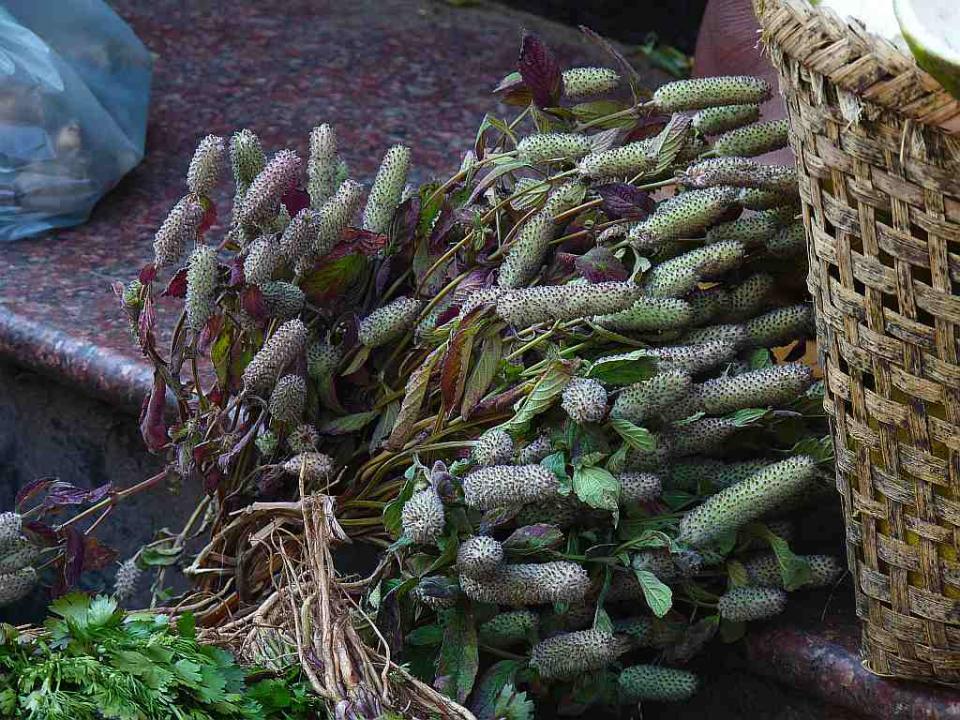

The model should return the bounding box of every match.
[0,27,844,719]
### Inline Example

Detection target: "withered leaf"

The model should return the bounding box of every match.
[461,332,503,419]
[386,346,443,450]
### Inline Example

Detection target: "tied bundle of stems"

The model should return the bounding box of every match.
[63,28,843,718]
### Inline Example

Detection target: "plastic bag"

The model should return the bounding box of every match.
[0,0,152,241]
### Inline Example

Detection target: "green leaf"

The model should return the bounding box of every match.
[140,547,182,567]
[49,592,92,627]
[609,418,655,451]
[467,159,531,206]
[247,678,293,712]
[633,569,673,618]
[648,113,692,175]
[87,595,119,628]
[574,450,605,469]
[406,624,443,646]
[750,523,812,591]
[435,606,479,703]
[493,683,535,720]
[427,531,461,574]
[605,443,628,474]
[210,324,234,389]
[593,607,614,635]
[586,352,657,385]
[790,435,834,463]
[470,660,522,720]
[747,348,772,369]
[341,345,371,375]
[573,466,620,519]
[417,182,444,239]
[729,408,770,427]
[383,474,416,538]
[318,411,378,435]
[570,100,634,129]
[176,612,196,640]
[501,361,574,433]
[540,451,568,482]
[726,559,750,587]
[635,36,693,79]
[712,528,738,556]
[509,179,550,211]
[615,529,672,555]
[662,488,696,511]
[369,399,400,455]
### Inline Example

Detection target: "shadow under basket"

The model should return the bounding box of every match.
[753,0,960,687]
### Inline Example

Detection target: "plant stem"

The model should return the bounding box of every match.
[58,470,172,532]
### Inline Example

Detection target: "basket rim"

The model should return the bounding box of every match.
[753,0,960,133]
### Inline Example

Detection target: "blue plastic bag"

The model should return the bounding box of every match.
[0,0,151,240]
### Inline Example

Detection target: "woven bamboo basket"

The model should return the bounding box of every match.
[753,0,960,685]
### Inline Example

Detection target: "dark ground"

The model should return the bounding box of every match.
[498,0,708,52]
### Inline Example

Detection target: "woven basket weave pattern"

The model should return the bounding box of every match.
[754,0,960,685]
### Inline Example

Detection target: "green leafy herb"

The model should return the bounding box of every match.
[0,593,322,720]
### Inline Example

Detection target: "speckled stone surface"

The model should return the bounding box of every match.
[0,0,643,409]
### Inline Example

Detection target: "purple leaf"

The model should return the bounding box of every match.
[228,256,245,286]
[327,228,389,260]
[43,481,112,511]
[575,246,629,283]
[375,256,397,299]
[518,31,563,108]
[203,466,223,495]
[595,183,656,220]
[428,201,460,253]
[281,186,310,216]
[240,285,267,321]
[199,200,217,234]
[23,520,57,546]
[83,536,118,571]
[140,373,169,453]
[16,476,55,509]
[626,114,671,142]
[435,305,460,328]
[392,195,420,249]
[450,269,495,311]
[492,71,534,107]
[198,314,223,354]
[58,525,86,594]
[162,267,188,298]
[554,252,578,270]
[138,263,157,285]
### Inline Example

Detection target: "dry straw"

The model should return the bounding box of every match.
[755,0,960,685]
